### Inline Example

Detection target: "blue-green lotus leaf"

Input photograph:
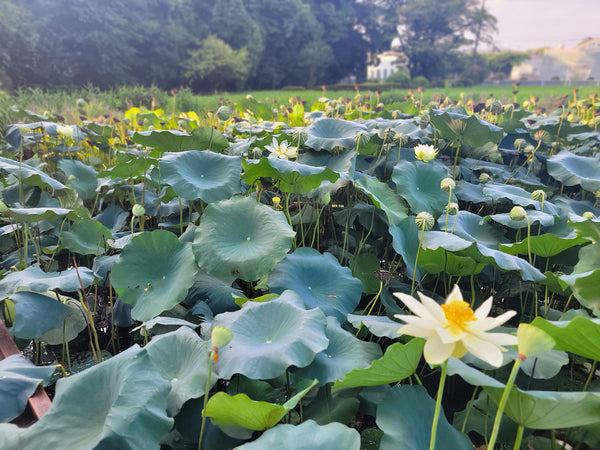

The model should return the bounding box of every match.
[392,160,453,215]
[519,349,569,379]
[184,270,245,315]
[237,420,360,450]
[298,148,356,172]
[0,156,68,194]
[16,346,173,449]
[39,299,87,345]
[482,183,560,215]
[93,205,129,234]
[267,247,363,321]
[500,233,588,258]
[132,127,229,154]
[388,218,423,281]
[355,175,408,226]
[145,327,216,416]
[193,196,295,281]
[60,219,113,256]
[58,159,98,200]
[376,385,472,450]
[455,181,487,204]
[0,264,94,297]
[430,110,504,149]
[294,317,381,385]
[211,293,328,379]
[438,210,508,247]
[160,150,241,203]
[242,157,339,194]
[305,118,367,151]
[347,314,402,338]
[2,206,86,223]
[0,354,56,423]
[111,230,198,322]
[547,150,600,192]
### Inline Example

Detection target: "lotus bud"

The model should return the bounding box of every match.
[510,206,527,221]
[582,211,595,219]
[415,211,435,231]
[534,130,551,144]
[440,177,455,192]
[517,323,555,360]
[56,125,74,137]
[523,144,535,154]
[132,204,146,217]
[479,173,492,184]
[531,190,546,202]
[446,202,459,215]
[354,130,370,147]
[419,113,430,129]
[292,128,308,146]
[216,106,232,121]
[513,138,526,149]
[211,326,233,349]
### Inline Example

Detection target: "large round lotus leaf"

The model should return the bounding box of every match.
[193,196,295,281]
[242,158,339,194]
[237,420,360,450]
[482,183,560,216]
[132,127,229,153]
[9,291,70,339]
[0,155,68,193]
[430,110,504,148]
[355,175,408,226]
[58,159,98,200]
[145,327,216,416]
[0,354,55,423]
[298,148,356,172]
[0,263,95,297]
[211,294,328,379]
[267,247,363,321]
[160,150,241,203]
[392,160,454,215]
[17,346,173,449]
[111,230,198,322]
[547,150,600,192]
[40,299,87,344]
[305,118,367,151]
[294,317,381,385]
[184,270,245,315]
[60,219,113,255]
[3,206,85,223]
[437,210,508,247]
[376,385,472,450]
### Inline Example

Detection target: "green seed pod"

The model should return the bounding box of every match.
[446,202,459,215]
[531,190,546,201]
[440,177,455,192]
[479,173,492,184]
[216,106,232,121]
[292,128,308,146]
[354,130,370,146]
[582,211,595,219]
[509,206,527,221]
[415,211,435,231]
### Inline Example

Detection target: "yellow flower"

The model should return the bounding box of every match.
[413,143,438,162]
[265,137,297,160]
[394,285,517,367]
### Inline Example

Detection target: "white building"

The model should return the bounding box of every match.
[366,51,409,81]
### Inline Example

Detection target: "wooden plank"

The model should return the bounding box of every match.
[0,320,52,421]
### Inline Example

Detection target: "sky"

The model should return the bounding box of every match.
[484,0,600,51]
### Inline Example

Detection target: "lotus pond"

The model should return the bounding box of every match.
[1,91,600,449]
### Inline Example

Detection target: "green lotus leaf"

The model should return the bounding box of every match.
[0,354,56,423]
[184,269,244,315]
[2,206,86,223]
[568,218,600,241]
[16,346,173,449]
[39,299,87,345]
[388,218,423,281]
[349,252,381,294]
[455,180,487,203]
[211,293,328,379]
[294,317,381,385]
[558,242,600,308]
[159,150,241,202]
[267,247,362,321]
[9,292,69,339]
[93,205,129,234]
[447,357,600,429]
[486,210,557,228]
[302,388,360,426]
[298,148,356,172]
[111,230,198,322]
[482,184,560,215]
[392,160,453,215]
[0,156,68,194]
[499,233,588,258]
[520,349,569,379]
[205,380,317,437]
[305,118,367,151]
[419,247,485,277]
[145,327,216,416]
[531,316,600,361]
[237,420,360,450]
[0,264,95,297]
[438,210,508,247]
[242,157,339,194]
[355,175,408,226]
[347,314,402,339]
[132,317,199,333]
[132,127,229,154]
[430,110,504,148]
[193,196,295,282]
[547,150,600,192]
[376,385,472,450]
[60,219,113,256]
[333,339,424,391]
[98,153,156,179]
[58,159,98,200]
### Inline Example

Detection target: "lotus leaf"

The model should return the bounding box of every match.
[547,151,600,192]
[531,316,600,361]
[60,219,113,255]
[355,175,408,226]
[0,156,68,193]
[347,314,403,338]
[58,159,98,200]
[132,127,229,153]
[0,264,94,296]
[305,118,367,151]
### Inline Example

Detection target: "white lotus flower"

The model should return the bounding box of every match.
[413,143,438,162]
[56,125,74,137]
[265,137,297,160]
[394,285,517,367]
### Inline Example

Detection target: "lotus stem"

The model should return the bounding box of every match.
[488,357,523,449]
[411,228,425,296]
[199,350,215,450]
[513,424,525,450]
[430,359,448,450]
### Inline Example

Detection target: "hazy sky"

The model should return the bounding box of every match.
[485,0,600,50]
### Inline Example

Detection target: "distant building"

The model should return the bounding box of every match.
[511,38,600,83]
[366,50,409,81]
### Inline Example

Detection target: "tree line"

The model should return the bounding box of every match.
[0,0,527,92]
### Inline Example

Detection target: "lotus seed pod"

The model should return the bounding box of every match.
[272,196,281,208]
[440,177,455,192]
[76,98,86,108]
[132,204,146,217]
[534,130,551,144]
[354,130,370,146]
[582,211,595,219]
[415,211,435,231]
[419,113,430,129]
[216,106,231,121]
[394,132,408,145]
[211,326,233,349]
[531,190,546,201]
[479,173,492,184]
[382,128,395,144]
[509,206,527,221]
[513,138,526,149]
[446,202,459,215]
[523,144,535,154]
[336,104,346,115]
[292,128,308,146]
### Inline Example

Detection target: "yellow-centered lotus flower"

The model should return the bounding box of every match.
[394,285,517,367]
[56,125,74,137]
[265,137,297,160]
[413,143,438,162]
